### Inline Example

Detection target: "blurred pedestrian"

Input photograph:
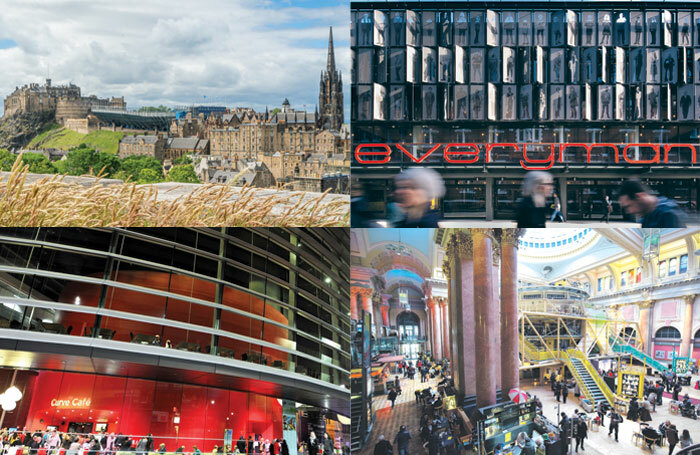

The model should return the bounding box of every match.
[618,179,687,227]
[392,168,444,227]
[515,171,554,228]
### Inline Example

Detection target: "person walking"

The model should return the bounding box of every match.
[618,179,687,227]
[648,390,657,412]
[323,433,334,455]
[602,195,612,223]
[608,409,621,442]
[666,422,679,455]
[516,171,554,228]
[575,415,588,453]
[550,193,565,222]
[373,436,392,455]
[673,382,682,402]
[554,382,561,402]
[393,426,411,455]
[388,388,398,410]
[680,429,694,448]
[559,413,571,453]
[561,382,568,404]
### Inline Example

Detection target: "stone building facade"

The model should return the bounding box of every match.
[319,27,344,131]
[3,79,125,122]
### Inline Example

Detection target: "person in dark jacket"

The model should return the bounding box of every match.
[388,388,398,410]
[237,437,247,454]
[673,382,682,402]
[281,440,289,455]
[608,409,622,442]
[561,382,568,404]
[618,179,687,227]
[628,397,640,421]
[373,435,392,455]
[665,421,679,455]
[427,431,440,455]
[575,416,588,452]
[515,171,554,228]
[393,426,411,455]
[392,168,445,228]
[323,433,333,455]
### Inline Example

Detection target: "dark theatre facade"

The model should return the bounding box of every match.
[351,1,700,220]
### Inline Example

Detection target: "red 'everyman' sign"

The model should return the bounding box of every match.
[354,143,699,170]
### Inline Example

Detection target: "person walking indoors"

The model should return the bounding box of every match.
[393,426,411,455]
[666,422,679,455]
[373,436,392,455]
[388,388,398,410]
[680,429,694,448]
[608,409,622,442]
[561,382,568,404]
[575,415,588,453]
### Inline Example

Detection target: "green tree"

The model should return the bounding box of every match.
[20,152,57,174]
[136,168,162,184]
[64,147,120,177]
[172,154,192,165]
[0,149,16,171]
[119,155,164,181]
[270,108,281,116]
[166,164,199,183]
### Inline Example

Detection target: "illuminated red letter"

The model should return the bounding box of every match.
[395,143,441,163]
[355,144,391,164]
[520,143,555,170]
[590,143,619,163]
[444,143,480,164]
[486,143,519,163]
[623,143,660,164]
[663,143,697,164]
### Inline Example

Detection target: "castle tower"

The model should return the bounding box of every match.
[319,27,344,131]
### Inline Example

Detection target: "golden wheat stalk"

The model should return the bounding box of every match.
[0,155,348,227]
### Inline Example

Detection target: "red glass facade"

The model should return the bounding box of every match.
[21,371,282,452]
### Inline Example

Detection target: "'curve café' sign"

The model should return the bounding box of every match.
[50,398,92,408]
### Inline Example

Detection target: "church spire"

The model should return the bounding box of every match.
[326,26,336,73]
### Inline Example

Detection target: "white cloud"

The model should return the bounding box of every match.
[0,0,350,117]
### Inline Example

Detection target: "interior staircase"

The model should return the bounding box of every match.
[610,336,669,373]
[563,349,615,408]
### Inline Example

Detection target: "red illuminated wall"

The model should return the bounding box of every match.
[23,371,283,452]
[58,271,288,362]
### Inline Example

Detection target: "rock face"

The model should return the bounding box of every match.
[0,112,54,150]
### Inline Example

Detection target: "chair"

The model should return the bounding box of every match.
[218,347,235,359]
[86,328,116,340]
[272,360,286,369]
[632,432,643,447]
[39,322,69,334]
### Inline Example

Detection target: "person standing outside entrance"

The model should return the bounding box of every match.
[550,193,566,222]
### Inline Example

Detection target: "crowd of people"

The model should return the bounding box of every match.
[352,171,690,228]
[0,430,326,455]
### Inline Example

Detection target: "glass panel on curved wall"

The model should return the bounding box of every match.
[390,85,406,120]
[390,48,405,83]
[582,47,597,83]
[551,48,565,83]
[375,48,387,84]
[551,11,565,47]
[422,47,436,83]
[422,11,436,47]
[455,46,466,83]
[538,85,548,119]
[373,83,386,120]
[407,46,418,83]
[520,85,532,120]
[695,85,700,120]
[438,47,452,83]
[487,83,498,120]
[599,85,613,120]
[568,49,579,83]
[615,47,626,83]
[647,11,661,47]
[438,11,452,47]
[503,47,515,84]
[695,12,700,46]
[471,48,485,83]
[616,84,626,120]
[357,85,372,120]
[422,85,437,120]
[582,12,596,46]
[455,85,469,120]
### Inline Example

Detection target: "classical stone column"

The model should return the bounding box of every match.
[350,286,370,321]
[440,298,451,362]
[680,295,695,357]
[380,302,390,328]
[492,240,502,394]
[638,300,654,355]
[442,259,453,366]
[426,297,438,358]
[500,229,522,395]
[473,228,498,407]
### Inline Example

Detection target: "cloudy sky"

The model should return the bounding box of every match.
[0,0,349,118]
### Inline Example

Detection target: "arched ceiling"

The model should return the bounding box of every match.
[366,240,431,278]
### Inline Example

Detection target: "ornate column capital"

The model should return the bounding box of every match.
[438,297,448,308]
[454,230,474,260]
[426,297,436,309]
[638,299,655,309]
[442,257,451,279]
[351,286,373,298]
[422,281,433,298]
[500,229,525,247]
[682,294,696,305]
[471,228,497,241]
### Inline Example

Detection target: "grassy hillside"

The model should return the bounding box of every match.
[27,126,124,154]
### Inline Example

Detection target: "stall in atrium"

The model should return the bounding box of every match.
[351,228,700,455]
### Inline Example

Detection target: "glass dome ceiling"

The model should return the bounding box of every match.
[519,228,598,260]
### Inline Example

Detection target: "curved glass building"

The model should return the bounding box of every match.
[0,228,350,451]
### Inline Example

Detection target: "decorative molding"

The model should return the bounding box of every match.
[492,240,501,266]
[500,228,524,247]
[454,231,473,260]
[351,286,373,298]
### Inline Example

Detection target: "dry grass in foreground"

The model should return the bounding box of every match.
[0,159,349,227]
